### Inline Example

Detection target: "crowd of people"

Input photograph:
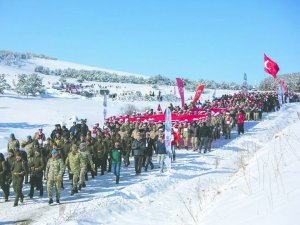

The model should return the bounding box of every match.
[0,91,299,207]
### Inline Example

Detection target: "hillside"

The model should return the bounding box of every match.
[259,72,300,92]
[0,50,242,90]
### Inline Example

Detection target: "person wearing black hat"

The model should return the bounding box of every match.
[80,119,89,137]
[29,148,44,198]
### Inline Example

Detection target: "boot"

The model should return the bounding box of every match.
[56,198,60,204]
[82,182,86,188]
[78,184,82,191]
[48,198,53,204]
[20,193,24,203]
[116,176,119,184]
[71,190,75,196]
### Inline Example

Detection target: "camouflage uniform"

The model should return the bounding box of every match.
[7,138,20,153]
[45,156,64,202]
[79,146,95,188]
[65,146,81,194]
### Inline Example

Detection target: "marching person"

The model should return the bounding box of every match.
[0,153,9,202]
[111,141,122,184]
[11,152,25,207]
[237,110,245,135]
[29,148,44,198]
[144,132,155,171]
[131,133,146,175]
[7,133,20,153]
[65,145,81,195]
[155,135,167,173]
[78,143,95,190]
[45,149,64,204]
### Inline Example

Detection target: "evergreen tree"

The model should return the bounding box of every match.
[0,74,10,94]
[14,73,45,96]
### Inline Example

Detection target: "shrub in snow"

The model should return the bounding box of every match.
[121,104,138,116]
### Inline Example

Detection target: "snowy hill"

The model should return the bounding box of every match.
[0,50,148,79]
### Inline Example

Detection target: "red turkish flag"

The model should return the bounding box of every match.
[264,54,280,79]
[191,85,205,104]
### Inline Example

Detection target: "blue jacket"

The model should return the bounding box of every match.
[156,141,167,154]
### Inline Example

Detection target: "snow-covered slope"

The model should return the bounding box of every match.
[0,53,148,78]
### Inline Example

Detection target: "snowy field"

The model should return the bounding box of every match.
[1,58,300,225]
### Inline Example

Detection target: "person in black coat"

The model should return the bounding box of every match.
[144,132,156,171]
[131,133,146,175]
[198,122,210,153]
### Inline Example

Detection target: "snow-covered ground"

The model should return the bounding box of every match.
[1,86,300,225]
[1,57,300,225]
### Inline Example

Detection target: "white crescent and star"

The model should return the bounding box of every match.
[264,60,271,70]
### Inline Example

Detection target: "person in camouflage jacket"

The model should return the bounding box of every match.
[65,144,81,195]
[79,143,95,190]
[45,149,64,204]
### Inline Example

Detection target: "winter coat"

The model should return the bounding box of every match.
[61,142,71,161]
[65,152,81,174]
[189,125,199,137]
[11,160,25,180]
[7,139,20,152]
[156,141,167,154]
[94,141,107,160]
[111,148,122,163]
[199,125,211,138]
[131,139,146,156]
[0,160,9,183]
[29,155,44,177]
[144,138,156,156]
[171,132,179,146]
[237,113,245,124]
[79,151,95,171]
[45,157,64,181]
